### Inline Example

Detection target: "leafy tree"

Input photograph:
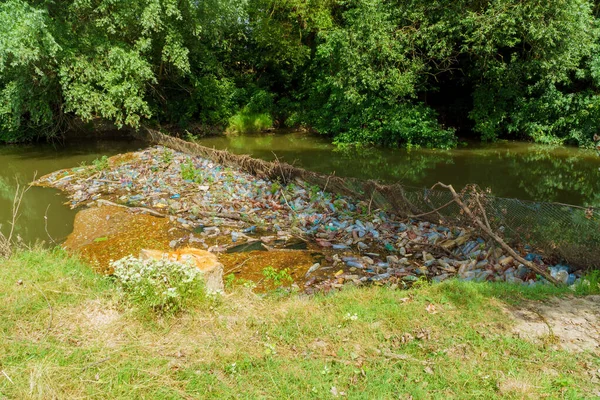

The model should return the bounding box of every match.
[298,0,456,148]
[0,0,245,141]
[466,0,599,146]
[0,0,61,141]
[2,0,600,148]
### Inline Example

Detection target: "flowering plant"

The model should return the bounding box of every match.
[111,256,205,314]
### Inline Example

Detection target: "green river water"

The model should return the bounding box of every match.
[1,132,599,244]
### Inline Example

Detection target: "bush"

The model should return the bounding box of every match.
[227,110,273,134]
[111,256,207,315]
[330,103,457,149]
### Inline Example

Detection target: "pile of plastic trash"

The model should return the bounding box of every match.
[36,146,579,288]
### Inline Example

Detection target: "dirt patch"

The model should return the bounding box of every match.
[497,378,537,398]
[58,299,126,349]
[509,295,600,353]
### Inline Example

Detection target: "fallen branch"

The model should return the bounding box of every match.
[409,240,454,258]
[323,172,335,193]
[96,199,166,218]
[81,357,111,372]
[1,177,33,258]
[382,350,427,365]
[194,210,247,221]
[272,152,299,216]
[431,182,560,285]
[224,256,256,275]
[44,204,58,246]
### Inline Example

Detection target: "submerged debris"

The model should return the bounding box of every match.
[36,146,579,292]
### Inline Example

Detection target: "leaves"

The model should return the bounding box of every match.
[2,0,600,147]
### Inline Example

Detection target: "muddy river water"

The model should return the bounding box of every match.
[1,132,599,244]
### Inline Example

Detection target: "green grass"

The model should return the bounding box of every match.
[573,269,600,296]
[1,249,599,399]
[227,111,272,134]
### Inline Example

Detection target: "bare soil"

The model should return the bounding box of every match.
[509,295,600,353]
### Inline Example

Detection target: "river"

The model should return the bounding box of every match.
[1,132,599,244]
[0,140,145,244]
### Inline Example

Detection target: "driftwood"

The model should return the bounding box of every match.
[97,199,166,218]
[409,240,454,258]
[194,210,249,222]
[431,183,560,285]
[98,199,254,225]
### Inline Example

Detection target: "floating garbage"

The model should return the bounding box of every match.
[34,145,576,292]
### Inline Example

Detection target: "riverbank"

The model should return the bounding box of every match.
[1,249,598,398]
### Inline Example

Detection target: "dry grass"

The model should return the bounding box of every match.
[0,232,9,258]
[1,249,599,399]
[0,179,31,259]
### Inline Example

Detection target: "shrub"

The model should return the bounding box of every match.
[227,110,273,134]
[111,256,207,315]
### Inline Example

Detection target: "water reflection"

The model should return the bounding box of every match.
[0,140,144,244]
[198,133,600,207]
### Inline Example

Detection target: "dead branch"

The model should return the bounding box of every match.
[96,199,166,218]
[272,152,299,216]
[81,357,111,372]
[473,189,492,230]
[409,240,454,258]
[8,177,33,243]
[431,182,560,285]
[224,256,256,275]
[1,370,14,384]
[323,172,334,193]
[1,176,34,258]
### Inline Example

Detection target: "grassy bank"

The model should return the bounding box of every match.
[1,249,599,399]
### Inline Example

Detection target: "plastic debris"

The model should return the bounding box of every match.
[35,145,574,291]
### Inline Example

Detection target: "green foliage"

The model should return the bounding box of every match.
[180,159,204,183]
[1,250,599,399]
[0,0,61,140]
[297,0,455,148]
[111,255,208,315]
[3,0,600,147]
[161,149,173,164]
[572,270,600,295]
[269,181,282,195]
[227,111,273,135]
[0,0,246,140]
[226,89,274,134]
[261,266,293,287]
[329,103,457,149]
[92,155,109,172]
[225,273,257,289]
[60,47,155,128]
[466,0,599,146]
